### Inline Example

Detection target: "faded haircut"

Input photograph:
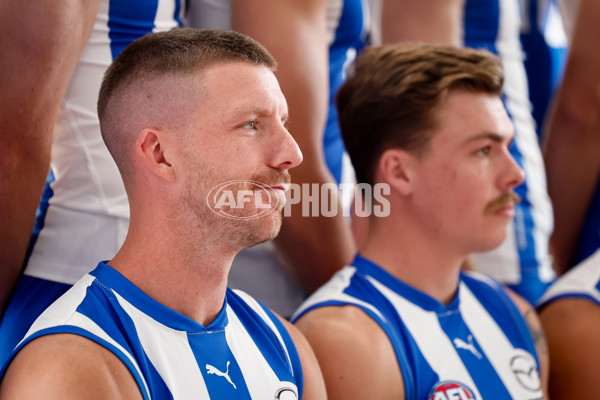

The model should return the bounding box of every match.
[97,28,277,175]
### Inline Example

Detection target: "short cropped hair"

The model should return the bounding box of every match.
[336,43,504,186]
[97,28,276,174]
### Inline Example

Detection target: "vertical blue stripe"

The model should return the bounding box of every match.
[24,169,55,268]
[573,177,600,266]
[325,0,369,183]
[256,301,304,398]
[439,313,512,399]
[188,331,252,399]
[463,0,500,53]
[227,291,300,387]
[108,0,160,60]
[172,0,183,27]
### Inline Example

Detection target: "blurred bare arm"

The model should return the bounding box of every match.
[380,0,465,46]
[543,0,600,274]
[0,0,100,316]
[232,0,355,294]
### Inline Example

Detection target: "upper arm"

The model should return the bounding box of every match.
[539,298,600,399]
[505,289,549,399]
[0,0,100,322]
[0,334,142,400]
[275,315,327,400]
[0,0,100,139]
[294,306,404,400]
[380,0,466,46]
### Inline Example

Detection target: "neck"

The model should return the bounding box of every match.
[109,221,236,326]
[361,217,466,305]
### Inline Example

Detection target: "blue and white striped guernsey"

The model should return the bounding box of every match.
[464,0,556,305]
[1,263,303,400]
[538,249,600,309]
[292,255,543,400]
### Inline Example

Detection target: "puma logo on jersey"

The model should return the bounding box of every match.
[453,335,482,359]
[206,361,236,389]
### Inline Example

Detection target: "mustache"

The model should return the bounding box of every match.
[485,191,521,215]
[247,171,291,189]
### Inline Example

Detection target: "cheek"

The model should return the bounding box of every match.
[437,166,486,214]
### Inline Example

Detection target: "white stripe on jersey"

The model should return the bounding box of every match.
[114,292,211,399]
[233,290,294,375]
[19,275,151,398]
[154,0,181,32]
[325,0,344,46]
[459,282,542,398]
[224,308,298,400]
[539,249,600,305]
[292,267,385,322]
[367,278,483,400]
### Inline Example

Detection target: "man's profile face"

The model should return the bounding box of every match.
[408,89,525,254]
[179,62,302,249]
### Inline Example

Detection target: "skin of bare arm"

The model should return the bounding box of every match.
[543,0,600,274]
[232,0,356,294]
[505,288,550,399]
[276,315,327,399]
[380,0,465,46]
[0,334,142,399]
[0,0,100,316]
[295,306,404,399]
[539,297,600,399]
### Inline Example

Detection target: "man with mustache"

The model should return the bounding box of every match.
[0,28,326,399]
[292,43,549,399]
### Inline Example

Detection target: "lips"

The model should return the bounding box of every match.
[269,183,290,192]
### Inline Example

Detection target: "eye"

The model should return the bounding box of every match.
[242,120,258,130]
[476,145,491,156]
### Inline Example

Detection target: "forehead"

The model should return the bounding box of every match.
[430,90,513,147]
[198,62,288,117]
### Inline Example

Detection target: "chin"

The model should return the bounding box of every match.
[240,213,282,248]
[477,233,508,253]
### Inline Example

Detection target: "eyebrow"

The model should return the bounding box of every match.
[465,132,514,145]
[232,105,289,123]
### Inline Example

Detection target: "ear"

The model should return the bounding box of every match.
[377,148,416,196]
[135,128,176,183]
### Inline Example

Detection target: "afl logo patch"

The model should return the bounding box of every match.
[429,381,477,400]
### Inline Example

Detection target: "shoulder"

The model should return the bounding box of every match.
[0,333,142,399]
[538,249,600,308]
[294,305,404,399]
[539,296,600,398]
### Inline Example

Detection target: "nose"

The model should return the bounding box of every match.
[500,148,525,190]
[269,124,303,171]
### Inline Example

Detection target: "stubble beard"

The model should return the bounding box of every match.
[180,167,286,253]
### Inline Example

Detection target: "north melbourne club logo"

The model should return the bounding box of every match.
[429,381,477,400]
